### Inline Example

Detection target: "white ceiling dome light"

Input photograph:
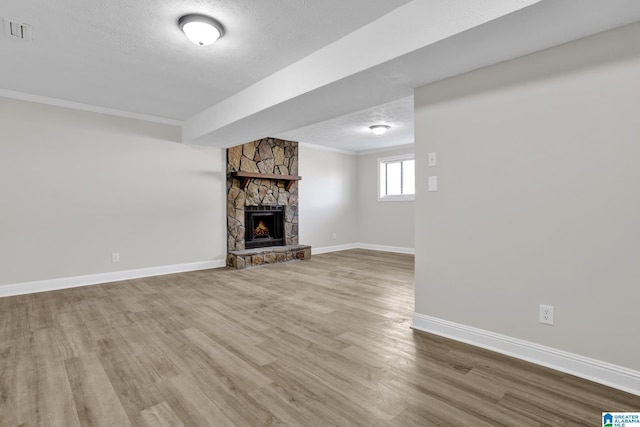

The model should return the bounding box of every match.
[178,14,224,46]
[369,125,390,136]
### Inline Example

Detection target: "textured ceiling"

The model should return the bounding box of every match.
[276,96,414,153]
[3,1,640,153]
[181,0,640,151]
[0,0,410,120]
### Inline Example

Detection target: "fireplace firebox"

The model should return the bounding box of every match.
[245,206,284,249]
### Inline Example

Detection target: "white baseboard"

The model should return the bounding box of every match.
[312,243,360,254]
[412,313,640,396]
[313,243,414,255]
[0,259,226,298]
[356,243,415,254]
[0,243,414,296]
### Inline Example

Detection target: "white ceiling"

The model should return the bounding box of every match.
[277,96,415,154]
[0,0,410,121]
[3,1,640,153]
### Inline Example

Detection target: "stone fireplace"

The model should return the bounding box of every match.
[226,137,311,269]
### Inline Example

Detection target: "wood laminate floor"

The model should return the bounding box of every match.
[0,249,638,426]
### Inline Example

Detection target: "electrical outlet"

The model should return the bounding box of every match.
[539,304,554,325]
[332,233,337,240]
[112,252,120,263]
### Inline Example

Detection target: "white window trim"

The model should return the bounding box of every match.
[377,153,415,202]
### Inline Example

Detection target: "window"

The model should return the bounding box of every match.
[378,154,415,201]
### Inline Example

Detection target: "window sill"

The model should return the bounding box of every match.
[378,195,415,202]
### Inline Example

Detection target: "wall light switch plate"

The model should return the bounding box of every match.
[428,176,438,192]
[428,152,437,167]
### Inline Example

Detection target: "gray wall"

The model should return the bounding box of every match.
[414,23,640,371]
[299,144,415,252]
[298,145,359,249]
[0,98,413,289]
[357,147,415,250]
[0,97,226,286]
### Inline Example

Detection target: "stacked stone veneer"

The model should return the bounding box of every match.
[227,245,311,270]
[227,138,310,268]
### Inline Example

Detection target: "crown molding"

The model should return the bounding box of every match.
[299,142,356,155]
[0,89,183,126]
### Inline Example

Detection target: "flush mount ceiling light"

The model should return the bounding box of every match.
[369,125,391,136]
[178,14,224,46]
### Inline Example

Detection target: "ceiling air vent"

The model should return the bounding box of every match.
[4,18,33,41]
